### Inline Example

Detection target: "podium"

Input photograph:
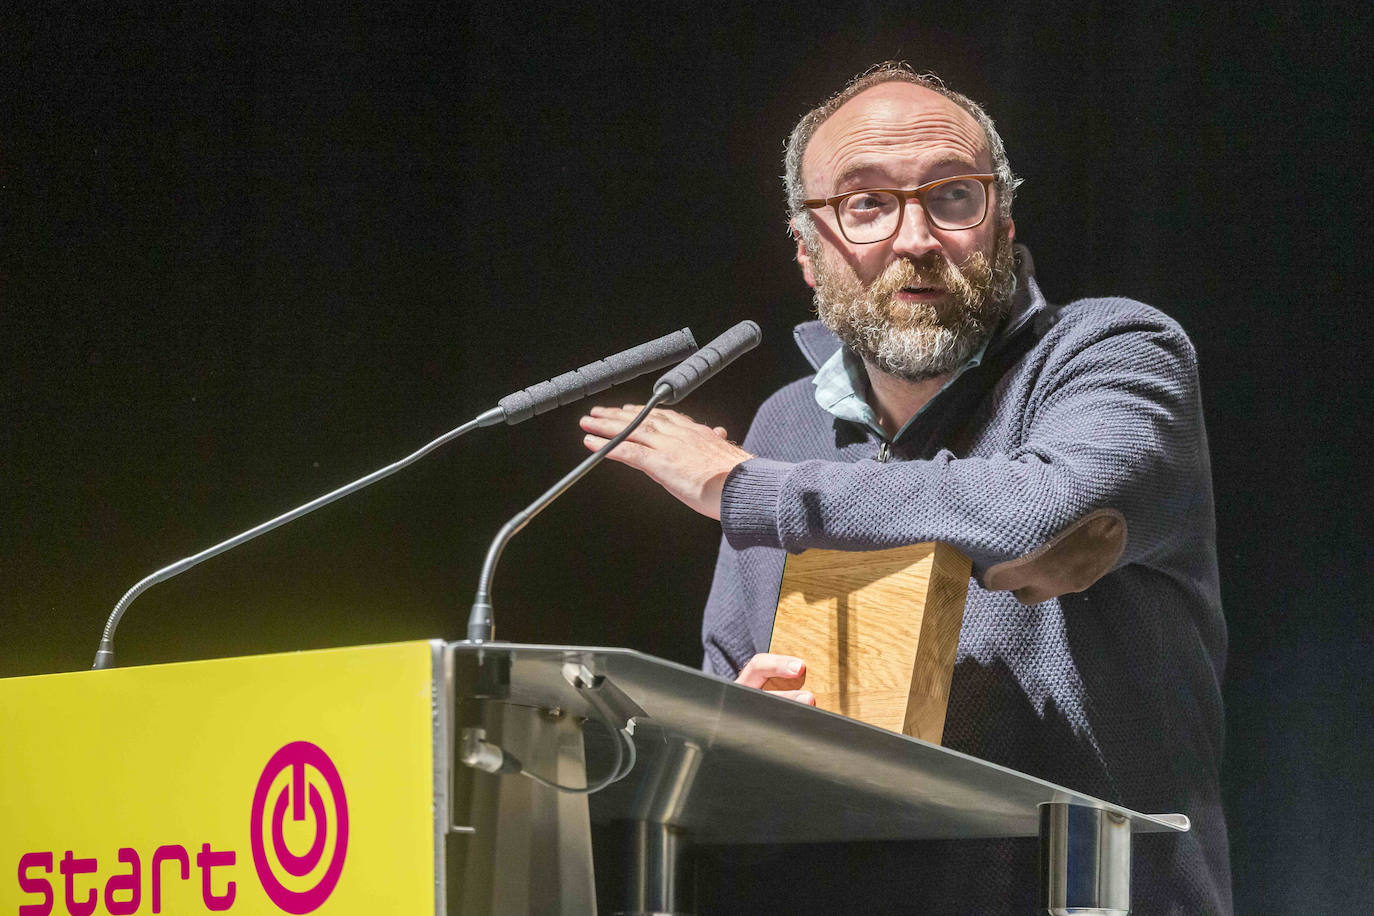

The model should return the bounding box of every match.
[450,642,1187,916]
[2,641,1187,915]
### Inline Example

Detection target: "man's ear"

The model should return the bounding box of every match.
[1004,217,1016,244]
[791,219,817,289]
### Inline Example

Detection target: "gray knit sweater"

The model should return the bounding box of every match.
[700,248,1232,914]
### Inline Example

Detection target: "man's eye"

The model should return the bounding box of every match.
[835,190,890,218]
[931,186,971,202]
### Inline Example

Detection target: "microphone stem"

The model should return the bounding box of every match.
[93,405,507,670]
[466,387,670,643]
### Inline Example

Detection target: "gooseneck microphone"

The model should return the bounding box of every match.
[464,320,761,643]
[91,328,698,670]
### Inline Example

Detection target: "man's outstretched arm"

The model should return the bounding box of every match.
[580,302,1211,581]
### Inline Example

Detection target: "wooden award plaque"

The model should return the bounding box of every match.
[768,541,971,744]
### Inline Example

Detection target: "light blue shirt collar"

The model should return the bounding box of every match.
[812,334,991,443]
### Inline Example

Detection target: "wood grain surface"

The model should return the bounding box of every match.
[769,542,971,744]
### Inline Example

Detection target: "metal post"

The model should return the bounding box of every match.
[1039,802,1131,915]
[618,739,702,916]
[622,821,688,916]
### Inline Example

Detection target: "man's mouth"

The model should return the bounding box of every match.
[897,285,945,300]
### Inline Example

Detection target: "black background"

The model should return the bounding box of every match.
[3,2,1371,911]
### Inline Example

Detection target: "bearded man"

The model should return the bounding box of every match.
[580,64,1231,914]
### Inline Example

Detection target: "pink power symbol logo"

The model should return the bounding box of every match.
[250,741,349,913]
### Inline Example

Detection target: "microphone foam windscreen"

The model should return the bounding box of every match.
[499,328,697,424]
[655,320,761,405]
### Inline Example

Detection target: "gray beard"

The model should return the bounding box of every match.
[812,237,1016,382]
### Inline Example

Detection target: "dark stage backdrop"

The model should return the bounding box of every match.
[4,3,1371,911]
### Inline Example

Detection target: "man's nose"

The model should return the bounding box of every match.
[890,199,942,259]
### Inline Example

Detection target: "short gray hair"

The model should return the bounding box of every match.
[784,63,1020,238]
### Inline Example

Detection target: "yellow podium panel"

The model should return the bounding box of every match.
[1,640,445,915]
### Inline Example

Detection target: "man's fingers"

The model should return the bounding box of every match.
[769,689,816,705]
[580,413,671,448]
[613,405,681,420]
[597,405,703,428]
[654,408,694,426]
[587,406,661,434]
[589,406,726,438]
[582,431,647,458]
[735,653,806,688]
[580,410,704,448]
[587,405,644,421]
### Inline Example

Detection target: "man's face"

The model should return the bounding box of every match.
[796,83,1017,381]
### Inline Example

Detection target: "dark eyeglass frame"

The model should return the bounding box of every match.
[802,173,997,244]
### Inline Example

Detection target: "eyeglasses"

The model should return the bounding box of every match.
[803,174,996,244]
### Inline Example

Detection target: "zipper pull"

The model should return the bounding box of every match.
[877,440,891,462]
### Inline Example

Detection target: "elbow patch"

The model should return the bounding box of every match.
[984,508,1128,605]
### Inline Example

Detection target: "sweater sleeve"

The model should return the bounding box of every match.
[719,305,1209,577]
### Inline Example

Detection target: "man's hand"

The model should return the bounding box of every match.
[579,405,753,520]
[735,653,815,705]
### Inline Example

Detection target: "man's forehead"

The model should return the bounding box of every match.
[803,82,990,190]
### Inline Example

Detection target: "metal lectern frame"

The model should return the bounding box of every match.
[443,643,1187,915]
